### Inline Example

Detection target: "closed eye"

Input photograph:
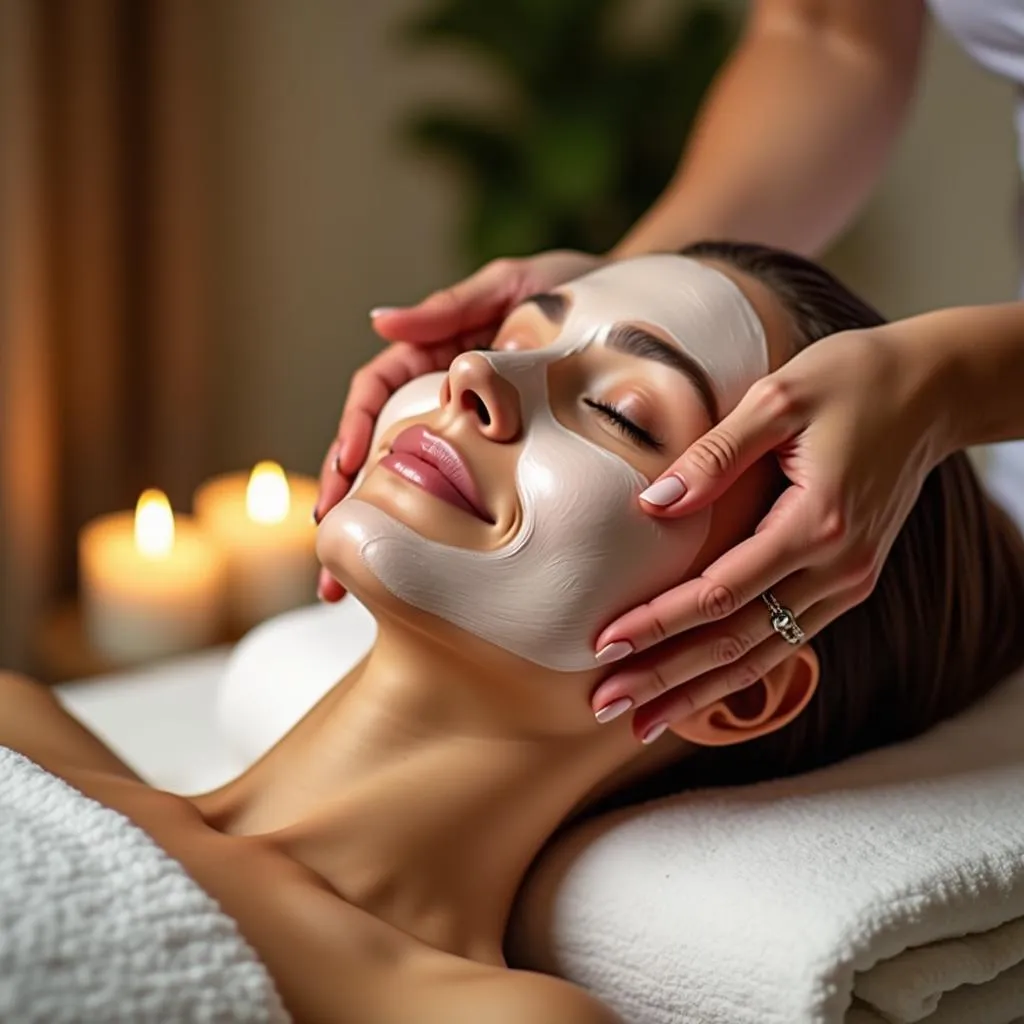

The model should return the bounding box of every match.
[584,398,664,452]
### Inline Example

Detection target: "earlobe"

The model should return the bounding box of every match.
[670,646,820,747]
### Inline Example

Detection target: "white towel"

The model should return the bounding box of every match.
[0,746,289,1023]
[509,666,1024,1024]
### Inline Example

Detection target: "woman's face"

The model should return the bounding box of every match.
[319,255,793,671]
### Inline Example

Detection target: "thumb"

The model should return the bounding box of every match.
[639,382,794,516]
[370,259,521,345]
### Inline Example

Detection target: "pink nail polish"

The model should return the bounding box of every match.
[595,697,633,724]
[370,306,398,318]
[595,640,634,664]
[641,722,668,745]
[640,475,686,506]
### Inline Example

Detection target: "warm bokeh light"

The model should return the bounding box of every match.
[134,489,175,558]
[246,461,290,524]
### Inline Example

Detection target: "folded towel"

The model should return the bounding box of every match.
[0,746,288,1023]
[509,665,1024,1024]
[218,602,1024,1024]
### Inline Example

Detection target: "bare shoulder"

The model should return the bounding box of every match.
[494,970,623,1024]
[0,670,140,779]
[413,962,623,1024]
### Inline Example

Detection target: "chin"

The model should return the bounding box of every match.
[313,497,432,628]
[316,501,382,599]
[312,506,573,681]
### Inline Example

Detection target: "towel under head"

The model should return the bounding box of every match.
[509,666,1024,1024]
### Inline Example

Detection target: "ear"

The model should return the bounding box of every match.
[669,646,819,747]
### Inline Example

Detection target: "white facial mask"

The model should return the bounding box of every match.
[330,256,768,671]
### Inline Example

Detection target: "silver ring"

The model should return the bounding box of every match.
[761,590,805,645]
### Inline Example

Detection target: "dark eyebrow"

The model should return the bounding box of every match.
[519,292,569,324]
[606,323,718,422]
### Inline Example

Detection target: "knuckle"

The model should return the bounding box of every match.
[485,257,517,278]
[698,582,739,620]
[687,429,741,478]
[648,611,668,645]
[634,599,668,644]
[666,687,698,720]
[817,505,849,546]
[749,375,800,421]
[849,569,878,605]
[710,633,747,668]
[430,285,462,315]
[725,659,763,694]
[647,664,674,698]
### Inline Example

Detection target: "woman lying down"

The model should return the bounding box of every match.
[4,243,1024,1024]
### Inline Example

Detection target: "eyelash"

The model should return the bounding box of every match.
[583,399,664,452]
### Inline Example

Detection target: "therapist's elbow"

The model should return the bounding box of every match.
[749,0,927,92]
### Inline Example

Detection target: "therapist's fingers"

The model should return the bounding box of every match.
[314,440,350,602]
[370,258,526,344]
[629,589,857,742]
[592,569,821,714]
[336,341,454,475]
[334,333,477,479]
[596,484,814,657]
[317,567,345,604]
[639,375,804,517]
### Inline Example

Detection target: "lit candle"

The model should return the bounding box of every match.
[80,489,226,664]
[193,462,320,631]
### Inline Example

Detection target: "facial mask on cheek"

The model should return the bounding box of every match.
[333,256,768,671]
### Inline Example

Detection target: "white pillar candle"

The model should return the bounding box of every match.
[80,489,226,664]
[193,462,320,631]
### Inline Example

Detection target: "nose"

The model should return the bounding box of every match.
[443,351,522,442]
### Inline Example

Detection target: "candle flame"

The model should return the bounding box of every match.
[135,489,174,558]
[247,461,290,524]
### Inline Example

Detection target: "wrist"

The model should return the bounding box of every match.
[882,302,1024,459]
[873,314,964,469]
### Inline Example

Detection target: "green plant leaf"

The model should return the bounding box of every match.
[397,0,740,267]
[465,186,553,263]
[524,110,618,209]
[403,110,522,186]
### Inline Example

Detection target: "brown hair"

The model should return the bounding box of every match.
[612,241,1024,803]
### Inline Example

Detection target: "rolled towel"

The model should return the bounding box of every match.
[509,666,1024,1024]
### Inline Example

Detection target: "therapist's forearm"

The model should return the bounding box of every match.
[910,303,1024,453]
[613,0,927,259]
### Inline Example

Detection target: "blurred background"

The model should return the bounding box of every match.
[0,0,1017,678]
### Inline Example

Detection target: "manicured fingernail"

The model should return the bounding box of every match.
[312,504,321,525]
[595,697,633,724]
[595,640,634,664]
[641,722,668,745]
[640,475,686,506]
[370,306,398,318]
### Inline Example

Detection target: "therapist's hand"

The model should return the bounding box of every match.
[316,250,603,601]
[589,322,955,742]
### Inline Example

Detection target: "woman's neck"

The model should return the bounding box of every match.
[201,622,677,964]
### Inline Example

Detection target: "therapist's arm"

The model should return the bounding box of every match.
[614,0,928,259]
[918,302,1024,450]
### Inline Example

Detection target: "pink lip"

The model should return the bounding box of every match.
[383,425,493,523]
